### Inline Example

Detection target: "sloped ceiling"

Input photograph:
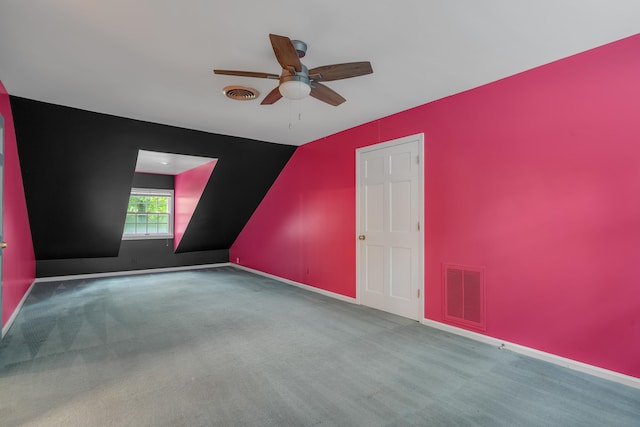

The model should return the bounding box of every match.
[1,1,639,146]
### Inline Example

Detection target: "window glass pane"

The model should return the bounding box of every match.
[124,223,136,234]
[136,223,147,234]
[148,214,158,223]
[158,215,168,224]
[158,224,168,233]
[132,196,146,212]
[125,214,135,223]
[147,224,158,234]
[136,214,147,223]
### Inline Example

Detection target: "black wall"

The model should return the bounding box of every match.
[11,97,296,276]
[132,172,174,189]
[37,241,229,278]
[37,173,224,277]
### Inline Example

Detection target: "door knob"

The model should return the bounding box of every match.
[0,241,6,249]
[358,235,366,240]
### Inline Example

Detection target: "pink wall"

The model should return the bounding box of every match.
[174,160,217,251]
[1,81,36,328]
[231,34,640,378]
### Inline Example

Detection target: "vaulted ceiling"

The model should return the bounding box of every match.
[1,1,639,146]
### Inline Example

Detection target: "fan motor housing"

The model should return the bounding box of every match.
[292,40,307,58]
[280,64,310,85]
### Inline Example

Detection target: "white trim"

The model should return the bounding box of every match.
[233,264,358,304]
[123,188,175,240]
[130,187,175,196]
[355,133,425,320]
[34,263,231,283]
[2,279,37,337]
[121,234,174,241]
[421,318,640,390]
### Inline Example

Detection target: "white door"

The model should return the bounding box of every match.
[357,134,423,320]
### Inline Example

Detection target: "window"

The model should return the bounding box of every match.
[123,188,174,240]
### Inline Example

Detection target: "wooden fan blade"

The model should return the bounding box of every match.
[261,86,283,105]
[213,69,280,79]
[309,61,373,82]
[310,82,346,106]
[269,34,302,73]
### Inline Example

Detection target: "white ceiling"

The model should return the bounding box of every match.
[135,150,215,175]
[1,1,639,146]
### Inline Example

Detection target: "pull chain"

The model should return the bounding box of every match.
[288,100,303,130]
[289,99,293,130]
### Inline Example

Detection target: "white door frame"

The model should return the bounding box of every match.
[0,114,4,328]
[355,133,425,320]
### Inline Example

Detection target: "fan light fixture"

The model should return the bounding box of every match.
[279,80,311,100]
[213,33,373,106]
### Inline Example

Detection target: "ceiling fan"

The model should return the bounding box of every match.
[214,34,373,106]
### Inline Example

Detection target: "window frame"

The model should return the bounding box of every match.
[122,187,174,240]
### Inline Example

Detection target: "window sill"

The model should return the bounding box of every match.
[122,234,174,241]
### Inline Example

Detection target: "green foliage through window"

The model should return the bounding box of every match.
[123,189,173,239]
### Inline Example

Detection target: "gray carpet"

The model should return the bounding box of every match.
[0,266,638,426]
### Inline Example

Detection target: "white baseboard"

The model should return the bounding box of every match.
[34,262,232,283]
[421,318,640,390]
[2,279,37,338]
[232,264,358,304]
[233,265,639,389]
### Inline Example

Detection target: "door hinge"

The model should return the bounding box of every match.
[417,221,420,231]
[417,288,421,298]
[416,154,420,164]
